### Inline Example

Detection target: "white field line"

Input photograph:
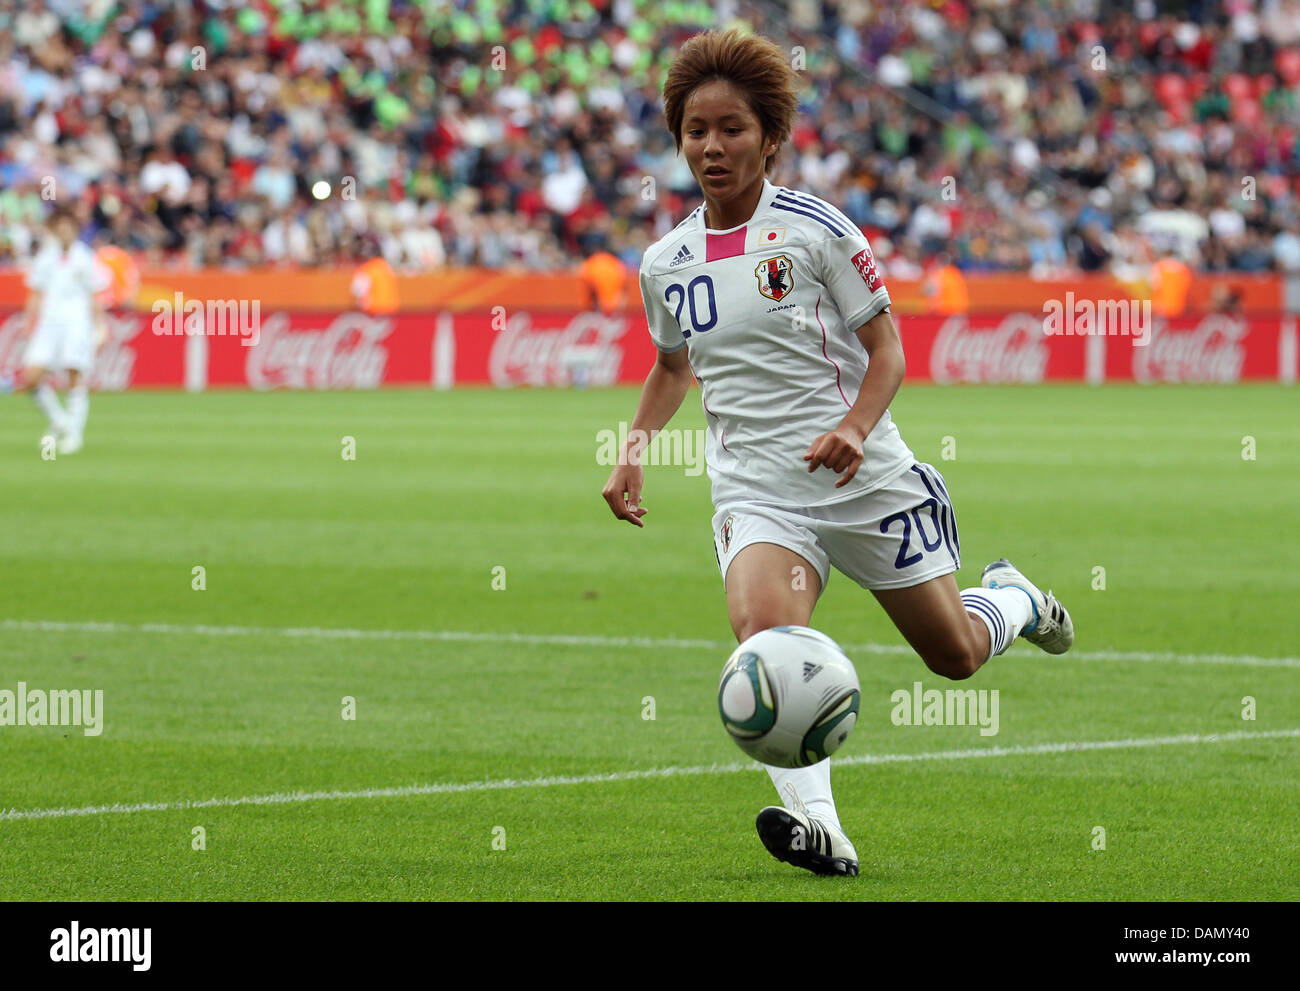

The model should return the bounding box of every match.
[1,728,1295,824]
[2,618,1298,669]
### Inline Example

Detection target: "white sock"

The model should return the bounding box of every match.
[961,586,1035,661]
[33,383,66,432]
[67,385,89,436]
[766,759,841,830]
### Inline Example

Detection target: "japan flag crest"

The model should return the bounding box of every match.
[755,255,794,302]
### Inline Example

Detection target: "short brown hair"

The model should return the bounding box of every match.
[47,204,79,226]
[662,29,800,176]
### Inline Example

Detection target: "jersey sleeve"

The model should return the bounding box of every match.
[815,231,892,332]
[639,263,687,353]
[24,250,51,292]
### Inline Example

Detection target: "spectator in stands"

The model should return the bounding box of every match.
[923,251,970,314]
[579,249,627,316]
[1150,254,1193,316]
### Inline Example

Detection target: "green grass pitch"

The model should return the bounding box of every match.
[0,382,1296,901]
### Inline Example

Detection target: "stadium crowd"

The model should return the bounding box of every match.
[0,0,1298,278]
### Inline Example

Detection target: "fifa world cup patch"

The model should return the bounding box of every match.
[850,246,883,294]
[720,514,735,553]
[755,255,794,302]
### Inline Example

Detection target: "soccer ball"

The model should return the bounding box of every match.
[717,626,860,768]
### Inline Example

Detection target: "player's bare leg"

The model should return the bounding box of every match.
[16,364,49,393]
[873,567,1073,681]
[16,364,67,445]
[724,541,819,642]
[872,573,994,680]
[726,543,859,877]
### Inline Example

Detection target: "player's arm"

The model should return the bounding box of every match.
[804,307,905,486]
[21,288,42,337]
[86,251,112,346]
[601,345,694,527]
[90,291,109,347]
[625,344,694,455]
[844,307,905,438]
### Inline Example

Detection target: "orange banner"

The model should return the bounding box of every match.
[0,267,1283,315]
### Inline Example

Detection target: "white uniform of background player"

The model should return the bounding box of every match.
[17,211,109,454]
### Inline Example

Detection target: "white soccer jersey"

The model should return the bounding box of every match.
[640,178,914,510]
[26,239,102,330]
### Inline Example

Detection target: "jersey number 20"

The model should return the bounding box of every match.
[664,276,717,338]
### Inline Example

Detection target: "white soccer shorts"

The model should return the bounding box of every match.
[711,462,961,594]
[22,318,95,373]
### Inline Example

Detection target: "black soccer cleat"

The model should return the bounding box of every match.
[756,806,859,877]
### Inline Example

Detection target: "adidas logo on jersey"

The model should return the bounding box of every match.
[802,661,824,682]
[668,244,694,267]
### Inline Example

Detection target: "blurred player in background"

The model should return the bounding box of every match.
[351,246,401,316]
[603,30,1074,879]
[14,206,108,454]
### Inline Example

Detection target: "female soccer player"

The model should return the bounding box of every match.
[15,206,107,454]
[601,30,1074,878]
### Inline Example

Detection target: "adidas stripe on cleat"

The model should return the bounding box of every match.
[980,558,1075,655]
[755,806,859,877]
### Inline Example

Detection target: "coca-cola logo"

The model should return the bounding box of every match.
[930,314,1048,384]
[489,311,627,387]
[88,313,141,391]
[850,247,883,294]
[0,311,30,375]
[1133,315,1247,383]
[246,312,392,390]
[0,311,140,391]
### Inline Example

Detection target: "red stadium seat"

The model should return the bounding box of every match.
[1254,74,1275,99]
[1155,72,1187,106]
[1222,73,1253,101]
[1231,97,1262,127]
[1277,49,1300,86]
[1074,21,1102,45]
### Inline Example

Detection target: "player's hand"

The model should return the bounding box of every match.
[803,422,867,487]
[602,463,648,527]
